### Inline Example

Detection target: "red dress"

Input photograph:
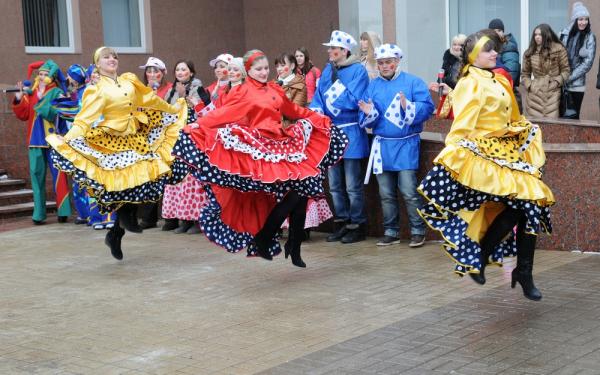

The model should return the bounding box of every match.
[173,77,347,255]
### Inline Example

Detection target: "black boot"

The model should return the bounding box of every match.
[326,221,349,242]
[511,227,542,301]
[118,204,143,233]
[253,231,273,261]
[253,191,302,261]
[470,208,522,285]
[105,221,125,260]
[286,197,308,268]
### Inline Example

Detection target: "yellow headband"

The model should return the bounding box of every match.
[467,36,491,64]
[93,46,107,65]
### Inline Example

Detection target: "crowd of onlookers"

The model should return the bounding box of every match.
[440,1,596,120]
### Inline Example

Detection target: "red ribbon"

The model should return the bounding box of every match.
[244,51,266,71]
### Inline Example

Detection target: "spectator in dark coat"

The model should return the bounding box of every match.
[441,34,466,89]
[489,18,522,112]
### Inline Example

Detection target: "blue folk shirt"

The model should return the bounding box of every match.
[359,71,434,177]
[310,60,369,159]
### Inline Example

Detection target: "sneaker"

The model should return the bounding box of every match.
[376,235,401,246]
[326,225,349,242]
[74,217,88,225]
[409,234,426,248]
[341,228,366,244]
[92,223,105,230]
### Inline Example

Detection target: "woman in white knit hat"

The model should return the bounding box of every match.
[559,1,596,119]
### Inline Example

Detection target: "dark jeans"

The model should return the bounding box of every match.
[327,158,367,225]
[568,91,585,120]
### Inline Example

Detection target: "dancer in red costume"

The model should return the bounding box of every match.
[172,49,347,267]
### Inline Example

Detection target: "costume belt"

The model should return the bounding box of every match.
[364,133,419,184]
[336,122,358,129]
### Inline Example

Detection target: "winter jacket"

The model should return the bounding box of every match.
[441,49,461,89]
[560,24,596,90]
[280,74,307,107]
[521,42,570,118]
[500,33,521,86]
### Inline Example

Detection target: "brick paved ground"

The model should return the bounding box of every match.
[0,223,596,374]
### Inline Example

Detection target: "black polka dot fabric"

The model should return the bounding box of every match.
[418,165,552,276]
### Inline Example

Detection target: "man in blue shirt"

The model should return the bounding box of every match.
[311,30,370,243]
[358,44,434,247]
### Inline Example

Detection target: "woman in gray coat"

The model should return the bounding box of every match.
[560,1,596,119]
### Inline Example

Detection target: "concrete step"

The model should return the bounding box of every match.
[0,178,26,192]
[0,201,56,219]
[0,189,34,205]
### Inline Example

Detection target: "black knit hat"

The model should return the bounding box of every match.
[488,18,505,31]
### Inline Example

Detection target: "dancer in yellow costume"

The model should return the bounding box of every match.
[47,47,187,260]
[418,31,554,301]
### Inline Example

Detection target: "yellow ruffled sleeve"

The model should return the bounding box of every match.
[64,85,105,142]
[444,76,481,146]
[121,72,180,114]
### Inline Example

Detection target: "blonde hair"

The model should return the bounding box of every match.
[451,34,467,45]
[93,46,118,65]
[360,31,382,66]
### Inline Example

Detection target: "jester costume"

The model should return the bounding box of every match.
[12,60,71,223]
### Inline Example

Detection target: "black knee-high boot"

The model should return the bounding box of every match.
[254,191,301,260]
[286,197,308,268]
[511,218,542,300]
[470,207,523,285]
[105,218,125,260]
[118,204,143,233]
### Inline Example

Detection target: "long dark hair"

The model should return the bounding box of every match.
[166,60,196,103]
[524,24,561,59]
[295,47,314,76]
[459,30,496,78]
[567,19,591,58]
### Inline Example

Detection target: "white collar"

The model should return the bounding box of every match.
[278,73,295,85]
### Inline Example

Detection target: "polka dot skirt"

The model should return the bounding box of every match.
[418,165,552,276]
[282,197,333,229]
[162,174,208,221]
[169,124,347,255]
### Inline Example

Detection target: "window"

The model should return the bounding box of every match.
[448,0,568,56]
[23,0,81,53]
[101,0,152,53]
[449,0,521,43]
[528,0,569,41]
[338,0,383,50]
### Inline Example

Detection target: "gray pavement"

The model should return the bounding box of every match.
[0,223,596,374]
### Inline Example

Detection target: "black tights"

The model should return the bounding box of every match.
[256,191,308,244]
[481,207,536,266]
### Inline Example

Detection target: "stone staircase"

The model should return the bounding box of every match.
[0,168,56,220]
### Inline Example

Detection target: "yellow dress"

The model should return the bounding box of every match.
[418,67,554,275]
[46,73,187,211]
